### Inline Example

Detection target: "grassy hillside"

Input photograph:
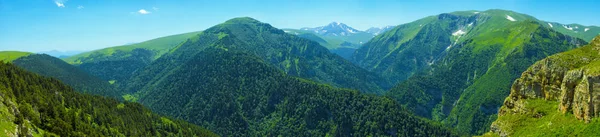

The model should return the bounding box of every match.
[0,62,216,136]
[62,31,201,87]
[64,31,201,64]
[353,9,586,134]
[0,51,32,62]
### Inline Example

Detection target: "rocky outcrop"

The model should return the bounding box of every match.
[499,56,600,122]
[492,35,600,136]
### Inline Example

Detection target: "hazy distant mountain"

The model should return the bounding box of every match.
[365,26,395,35]
[38,50,86,58]
[300,22,363,36]
[282,22,374,57]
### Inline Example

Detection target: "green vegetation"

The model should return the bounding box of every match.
[482,35,600,136]
[353,9,587,134]
[134,47,461,136]
[0,51,32,62]
[64,31,202,64]
[62,31,202,87]
[12,54,122,99]
[489,99,600,136]
[127,17,390,95]
[0,62,216,136]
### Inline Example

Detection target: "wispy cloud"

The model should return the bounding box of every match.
[152,7,159,11]
[54,0,67,8]
[77,5,84,9]
[55,2,65,8]
[138,9,151,14]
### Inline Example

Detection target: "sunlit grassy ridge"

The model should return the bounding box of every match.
[0,51,31,62]
[64,31,201,64]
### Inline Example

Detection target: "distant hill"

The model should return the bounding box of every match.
[38,50,85,58]
[63,31,201,87]
[13,54,122,99]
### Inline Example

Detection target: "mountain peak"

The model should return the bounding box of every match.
[302,22,363,36]
[223,17,262,24]
[328,21,345,26]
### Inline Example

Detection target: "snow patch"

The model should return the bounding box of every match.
[468,22,473,27]
[563,25,573,31]
[347,28,356,33]
[548,23,553,28]
[474,12,480,14]
[585,28,590,32]
[452,29,466,36]
[506,15,516,21]
[284,30,290,33]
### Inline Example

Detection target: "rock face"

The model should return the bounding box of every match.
[493,35,600,136]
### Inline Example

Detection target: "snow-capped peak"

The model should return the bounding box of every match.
[302,22,364,36]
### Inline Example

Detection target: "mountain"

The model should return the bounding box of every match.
[487,35,600,136]
[38,50,85,58]
[365,26,395,35]
[126,17,390,95]
[0,62,216,136]
[301,22,362,36]
[135,47,460,136]
[352,9,587,134]
[282,22,374,50]
[11,54,122,99]
[122,17,459,136]
[545,22,600,42]
[63,31,201,87]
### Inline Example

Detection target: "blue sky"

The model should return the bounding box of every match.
[0,0,599,52]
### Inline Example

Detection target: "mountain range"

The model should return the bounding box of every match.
[2,8,600,137]
[283,22,392,60]
[353,9,588,134]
